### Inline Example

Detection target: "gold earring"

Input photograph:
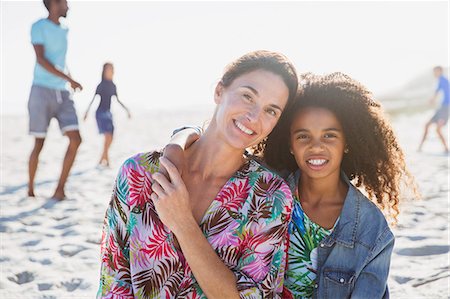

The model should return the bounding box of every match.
[344,148,349,154]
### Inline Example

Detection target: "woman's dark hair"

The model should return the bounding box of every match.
[265,72,418,222]
[102,62,114,80]
[221,50,298,104]
[221,50,298,155]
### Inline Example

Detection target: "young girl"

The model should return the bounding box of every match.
[84,63,131,167]
[97,51,299,298]
[166,72,417,298]
[264,72,417,298]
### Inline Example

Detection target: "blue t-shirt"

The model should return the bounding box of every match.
[95,80,117,112]
[31,18,68,90]
[436,75,450,106]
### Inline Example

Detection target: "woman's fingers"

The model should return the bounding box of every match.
[159,157,182,185]
[150,192,159,202]
[151,180,166,197]
[152,172,172,192]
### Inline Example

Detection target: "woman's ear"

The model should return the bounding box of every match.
[214,82,224,104]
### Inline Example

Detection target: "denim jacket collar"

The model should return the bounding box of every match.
[319,173,360,248]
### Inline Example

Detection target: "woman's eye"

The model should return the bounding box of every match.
[265,108,277,117]
[243,94,252,101]
[324,133,337,138]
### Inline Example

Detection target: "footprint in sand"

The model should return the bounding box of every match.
[396,245,450,256]
[29,257,52,265]
[61,278,83,292]
[62,229,79,237]
[405,236,427,241]
[38,282,53,291]
[22,239,41,246]
[392,276,414,284]
[59,244,87,257]
[54,222,78,230]
[7,271,35,284]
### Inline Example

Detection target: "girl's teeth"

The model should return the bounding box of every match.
[235,120,254,135]
[308,159,327,166]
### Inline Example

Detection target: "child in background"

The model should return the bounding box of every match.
[84,63,131,167]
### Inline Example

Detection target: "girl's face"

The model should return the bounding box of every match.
[290,107,346,180]
[104,65,114,80]
[213,69,289,150]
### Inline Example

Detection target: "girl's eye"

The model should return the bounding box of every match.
[297,134,309,140]
[324,133,337,138]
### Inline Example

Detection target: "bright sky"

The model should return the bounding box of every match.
[1,0,449,115]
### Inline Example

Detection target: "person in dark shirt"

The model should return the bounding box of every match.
[84,63,131,166]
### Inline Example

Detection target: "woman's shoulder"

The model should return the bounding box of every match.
[246,158,287,179]
[117,151,162,177]
[243,158,293,196]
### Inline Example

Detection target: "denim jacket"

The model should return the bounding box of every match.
[312,174,394,299]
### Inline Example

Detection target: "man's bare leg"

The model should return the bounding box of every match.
[418,121,432,152]
[436,121,449,153]
[52,130,82,200]
[28,138,45,197]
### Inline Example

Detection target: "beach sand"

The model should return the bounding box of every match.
[1,108,448,298]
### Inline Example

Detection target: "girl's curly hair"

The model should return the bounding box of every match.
[264,72,418,222]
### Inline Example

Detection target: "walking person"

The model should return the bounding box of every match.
[418,66,449,153]
[84,63,131,167]
[28,0,83,200]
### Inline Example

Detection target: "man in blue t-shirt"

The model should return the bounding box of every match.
[418,66,449,153]
[28,0,83,200]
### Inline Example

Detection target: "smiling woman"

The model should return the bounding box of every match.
[97,50,298,299]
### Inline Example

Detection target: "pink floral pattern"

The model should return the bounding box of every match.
[98,152,293,298]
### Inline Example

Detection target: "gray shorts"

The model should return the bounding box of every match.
[430,105,449,125]
[28,85,79,137]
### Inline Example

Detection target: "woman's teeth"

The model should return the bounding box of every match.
[235,120,254,135]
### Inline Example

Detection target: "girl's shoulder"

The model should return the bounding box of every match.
[347,184,393,244]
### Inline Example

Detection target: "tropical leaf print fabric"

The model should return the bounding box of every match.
[283,171,336,299]
[97,152,293,299]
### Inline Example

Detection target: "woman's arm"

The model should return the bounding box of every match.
[351,228,395,299]
[97,161,134,299]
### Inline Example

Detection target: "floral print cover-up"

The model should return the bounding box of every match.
[283,171,338,299]
[97,152,293,298]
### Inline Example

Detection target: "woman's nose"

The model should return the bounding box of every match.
[246,106,261,122]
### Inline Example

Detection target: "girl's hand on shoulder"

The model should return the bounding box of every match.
[151,157,195,234]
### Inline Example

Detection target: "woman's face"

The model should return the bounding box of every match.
[290,107,346,180]
[213,69,290,150]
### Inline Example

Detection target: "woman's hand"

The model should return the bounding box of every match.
[151,157,196,234]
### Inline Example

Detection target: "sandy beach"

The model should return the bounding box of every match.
[0,108,449,298]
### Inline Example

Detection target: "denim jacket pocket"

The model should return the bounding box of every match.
[323,268,355,299]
